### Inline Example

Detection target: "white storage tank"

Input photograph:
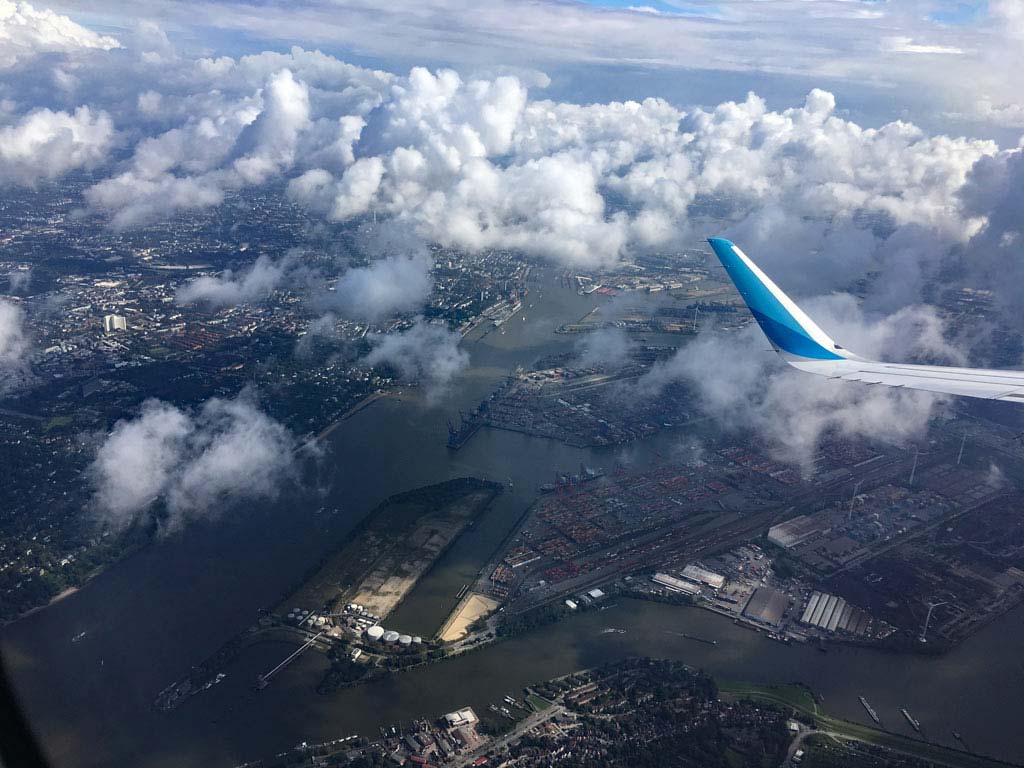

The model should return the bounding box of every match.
[398,634,412,646]
[383,630,400,643]
[366,625,385,641]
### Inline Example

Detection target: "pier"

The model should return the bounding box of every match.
[256,632,323,690]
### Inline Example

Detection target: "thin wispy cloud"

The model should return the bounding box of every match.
[41,0,1024,123]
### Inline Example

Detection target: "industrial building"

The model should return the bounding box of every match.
[652,572,700,595]
[103,314,127,333]
[742,586,788,627]
[767,515,830,548]
[681,564,725,590]
[799,591,870,635]
[444,708,478,728]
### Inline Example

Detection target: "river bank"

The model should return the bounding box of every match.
[2,271,1024,768]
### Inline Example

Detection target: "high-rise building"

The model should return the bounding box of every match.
[103,314,128,333]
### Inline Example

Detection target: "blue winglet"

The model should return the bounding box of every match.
[707,237,844,361]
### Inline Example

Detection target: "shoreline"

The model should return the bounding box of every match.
[5,388,396,630]
[16,585,81,623]
[306,389,391,448]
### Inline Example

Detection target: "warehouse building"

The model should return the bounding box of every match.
[742,586,788,627]
[681,564,726,590]
[799,591,870,636]
[652,572,700,595]
[767,515,831,548]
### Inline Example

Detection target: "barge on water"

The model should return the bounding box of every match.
[901,707,921,732]
[859,696,880,724]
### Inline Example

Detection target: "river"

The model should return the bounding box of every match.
[2,271,1023,767]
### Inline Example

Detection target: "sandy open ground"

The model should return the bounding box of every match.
[438,592,501,642]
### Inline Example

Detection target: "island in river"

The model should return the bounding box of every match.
[155,478,503,709]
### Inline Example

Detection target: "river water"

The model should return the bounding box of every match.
[2,272,1023,767]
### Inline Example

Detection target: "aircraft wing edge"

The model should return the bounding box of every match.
[707,236,1024,404]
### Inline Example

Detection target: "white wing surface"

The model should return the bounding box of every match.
[708,237,1024,403]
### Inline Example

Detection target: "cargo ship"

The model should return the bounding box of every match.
[859,696,880,724]
[539,465,606,492]
[447,409,485,449]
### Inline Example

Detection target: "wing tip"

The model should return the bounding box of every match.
[707,237,735,257]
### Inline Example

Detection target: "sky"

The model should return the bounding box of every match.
[1,0,1022,525]
[39,0,1024,137]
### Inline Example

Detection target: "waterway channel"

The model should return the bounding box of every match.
[2,271,1023,767]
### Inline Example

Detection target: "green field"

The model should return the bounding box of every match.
[720,681,820,714]
[43,415,74,432]
[719,682,1016,768]
[527,693,553,712]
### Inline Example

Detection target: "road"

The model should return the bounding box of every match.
[450,704,565,767]
[784,724,814,765]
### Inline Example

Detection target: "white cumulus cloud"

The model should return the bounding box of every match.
[89,391,301,532]
[0,105,114,185]
[176,253,294,307]
[0,0,119,68]
[639,296,959,470]
[364,317,468,403]
[326,252,433,321]
[0,297,29,393]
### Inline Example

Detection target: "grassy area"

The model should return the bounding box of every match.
[799,733,925,767]
[719,681,819,715]
[527,693,553,712]
[719,682,1015,768]
[43,415,74,432]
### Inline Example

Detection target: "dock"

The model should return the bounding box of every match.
[256,632,323,690]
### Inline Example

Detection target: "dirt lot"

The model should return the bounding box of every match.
[277,478,502,618]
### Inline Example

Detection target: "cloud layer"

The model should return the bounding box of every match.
[0,298,29,393]
[364,317,469,403]
[640,296,961,469]
[34,0,1024,125]
[176,253,294,307]
[0,105,114,186]
[89,392,301,532]
[2,1,1023,473]
[0,4,1014,286]
[0,0,118,67]
[325,252,434,322]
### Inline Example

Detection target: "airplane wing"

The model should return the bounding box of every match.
[707,237,1024,403]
